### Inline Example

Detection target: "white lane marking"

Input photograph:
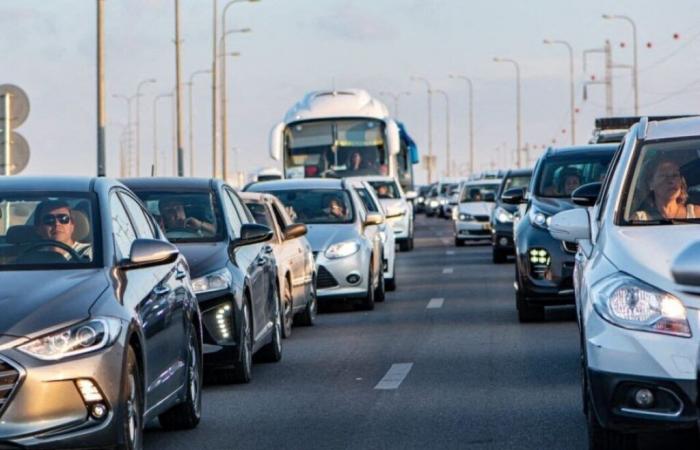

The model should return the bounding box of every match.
[426,298,444,309]
[375,363,414,390]
[442,267,454,274]
[446,250,455,255]
[441,238,451,245]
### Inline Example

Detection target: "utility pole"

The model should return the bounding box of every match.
[583,40,614,115]
[96,0,106,176]
[433,89,451,177]
[449,75,474,175]
[603,14,639,115]
[174,0,185,176]
[135,78,156,177]
[187,69,212,177]
[410,76,433,183]
[211,0,218,177]
[494,57,522,168]
[543,39,576,145]
[153,93,173,176]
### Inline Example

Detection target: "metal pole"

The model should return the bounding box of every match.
[410,77,433,183]
[603,14,639,115]
[135,78,156,177]
[96,0,106,176]
[449,75,474,175]
[544,40,575,145]
[494,58,522,167]
[433,89,451,177]
[113,94,135,175]
[211,0,218,177]
[153,93,172,176]
[174,0,184,176]
[2,94,10,176]
[187,70,213,177]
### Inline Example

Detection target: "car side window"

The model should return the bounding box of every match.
[271,202,290,228]
[110,193,137,260]
[596,141,626,222]
[220,190,243,238]
[227,190,252,224]
[119,193,156,239]
[355,188,379,213]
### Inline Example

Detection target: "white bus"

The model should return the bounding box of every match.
[269,89,419,191]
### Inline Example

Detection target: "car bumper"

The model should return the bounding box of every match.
[0,331,128,449]
[454,220,492,240]
[387,215,409,240]
[492,221,515,251]
[197,291,241,368]
[314,251,371,300]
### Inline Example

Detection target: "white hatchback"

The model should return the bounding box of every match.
[549,116,700,449]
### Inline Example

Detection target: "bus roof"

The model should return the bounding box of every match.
[283,89,390,123]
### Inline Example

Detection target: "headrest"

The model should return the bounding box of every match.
[72,210,91,243]
[6,225,40,244]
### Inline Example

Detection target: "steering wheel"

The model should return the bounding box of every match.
[20,240,83,261]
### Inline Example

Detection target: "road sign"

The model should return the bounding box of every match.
[0,85,30,127]
[0,132,29,175]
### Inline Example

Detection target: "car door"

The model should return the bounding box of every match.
[270,200,308,309]
[110,191,182,409]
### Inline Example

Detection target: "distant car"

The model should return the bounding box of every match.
[347,179,398,291]
[435,179,462,218]
[504,144,616,322]
[247,179,385,310]
[490,169,532,263]
[425,184,440,217]
[414,185,432,214]
[550,116,700,447]
[124,178,282,384]
[453,179,501,246]
[0,177,202,448]
[241,192,317,337]
[355,175,414,251]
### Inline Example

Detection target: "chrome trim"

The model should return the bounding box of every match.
[558,289,574,295]
[619,387,683,418]
[0,354,24,419]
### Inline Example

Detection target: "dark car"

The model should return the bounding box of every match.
[503,145,616,322]
[414,185,432,214]
[123,178,281,384]
[490,169,532,263]
[0,177,202,449]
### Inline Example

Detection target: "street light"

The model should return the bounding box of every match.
[603,14,639,115]
[410,76,434,183]
[449,74,474,175]
[493,57,522,168]
[543,39,575,145]
[432,89,451,177]
[187,69,212,177]
[96,0,106,176]
[135,78,157,177]
[113,93,138,176]
[153,92,173,176]
[378,91,411,118]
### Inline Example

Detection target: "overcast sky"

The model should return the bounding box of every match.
[3,0,700,184]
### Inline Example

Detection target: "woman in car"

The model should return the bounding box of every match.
[633,158,697,220]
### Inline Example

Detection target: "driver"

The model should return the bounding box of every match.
[34,200,92,260]
[323,197,347,219]
[158,197,215,235]
[376,185,391,198]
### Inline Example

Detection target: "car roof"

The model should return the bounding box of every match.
[544,144,617,158]
[505,168,532,177]
[464,179,502,186]
[0,176,98,192]
[120,177,217,191]
[246,178,345,191]
[344,175,396,183]
[644,115,700,141]
[238,191,273,202]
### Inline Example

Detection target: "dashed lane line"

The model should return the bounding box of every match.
[374,363,414,390]
[442,267,454,274]
[426,298,444,309]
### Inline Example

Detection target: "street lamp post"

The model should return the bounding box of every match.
[378,91,411,118]
[603,14,639,115]
[449,74,474,175]
[135,78,157,177]
[187,69,212,177]
[113,94,137,176]
[410,76,434,183]
[432,89,451,177]
[174,0,185,176]
[543,39,576,145]
[96,0,106,176]
[494,57,522,168]
[153,93,173,176]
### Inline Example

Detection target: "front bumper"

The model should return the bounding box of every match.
[197,291,240,368]
[492,221,515,252]
[454,220,492,240]
[387,215,409,240]
[314,250,371,301]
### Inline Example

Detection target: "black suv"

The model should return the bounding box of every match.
[490,168,531,263]
[503,145,616,322]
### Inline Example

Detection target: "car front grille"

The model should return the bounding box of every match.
[474,215,490,222]
[0,358,21,416]
[317,265,339,289]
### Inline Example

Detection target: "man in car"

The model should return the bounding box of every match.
[323,197,347,219]
[376,184,391,199]
[34,200,92,260]
[158,197,215,235]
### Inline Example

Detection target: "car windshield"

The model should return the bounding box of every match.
[244,202,274,229]
[536,153,614,198]
[502,175,531,197]
[133,191,224,242]
[368,181,400,199]
[0,193,100,270]
[267,189,355,224]
[460,183,498,202]
[440,183,457,195]
[621,139,700,225]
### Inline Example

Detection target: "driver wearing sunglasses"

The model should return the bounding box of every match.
[34,200,92,260]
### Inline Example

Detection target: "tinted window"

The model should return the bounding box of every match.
[502,175,531,196]
[460,183,499,202]
[111,194,137,260]
[221,191,243,238]
[355,188,380,213]
[245,202,274,229]
[368,181,400,199]
[536,152,614,198]
[266,189,355,224]
[227,190,252,224]
[119,193,156,239]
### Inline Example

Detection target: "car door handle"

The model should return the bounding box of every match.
[175,268,187,280]
[256,256,268,266]
[153,285,171,296]
[264,246,274,254]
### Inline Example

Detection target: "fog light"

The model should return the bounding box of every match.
[215,303,232,340]
[529,248,551,266]
[76,379,104,403]
[633,388,655,408]
[347,274,360,284]
[91,403,108,419]
[499,237,508,246]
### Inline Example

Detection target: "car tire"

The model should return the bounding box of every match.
[360,264,376,310]
[386,275,396,291]
[117,346,143,450]
[408,235,414,251]
[515,266,544,322]
[159,322,202,430]
[374,264,386,303]
[492,247,507,264]
[281,279,293,339]
[230,301,253,383]
[296,280,317,326]
[587,396,637,450]
[455,238,465,247]
[259,286,283,363]
[399,239,410,252]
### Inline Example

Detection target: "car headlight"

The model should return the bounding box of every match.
[417,196,424,203]
[429,200,438,207]
[495,206,514,223]
[440,199,448,205]
[325,241,360,259]
[18,318,122,361]
[459,213,474,222]
[529,208,551,229]
[191,268,232,294]
[592,273,691,338]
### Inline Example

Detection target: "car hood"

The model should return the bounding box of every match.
[176,242,229,279]
[379,198,405,212]
[605,225,700,306]
[0,269,109,338]
[305,223,360,252]
[458,202,494,215]
[531,197,575,216]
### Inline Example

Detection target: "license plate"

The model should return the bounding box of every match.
[482,223,491,231]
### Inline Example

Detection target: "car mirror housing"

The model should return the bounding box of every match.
[572,182,602,207]
[501,187,525,205]
[672,242,700,287]
[283,223,307,240]
[405,190,418,200]
[548,208,590,243]
[231,223,274,250]
[122,239,179,269]
[364,212,384,226]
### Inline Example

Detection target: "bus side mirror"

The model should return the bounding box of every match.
[269,122,285,161]
[386,120,400,156]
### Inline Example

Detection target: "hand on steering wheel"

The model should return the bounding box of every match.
[21,240,83,261]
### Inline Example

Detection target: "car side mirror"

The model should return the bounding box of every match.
[231,223,273,250]
[283,223,307,240]
[548,208,591,243]
[572,182,602,207]
[672,242,700,286]
[405,190,418,200]
[364,212,384,226]
[122,239,179,269]
[501,187,525,205]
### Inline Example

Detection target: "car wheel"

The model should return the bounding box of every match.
[230,301,253,383]
[281,279,293,338]
[374,262,386,303]
[515,266,544,322]
[408,235,414,251]
[386,275,396,291]
[587,396,637,450]
[259,285,283,363]
[117,346,143,450]
[360,263,375,310]
[399,240,410,252]
[454,238,465,247]
[159,322,202,430]
[492,247,507,264]
[296,280,317,326]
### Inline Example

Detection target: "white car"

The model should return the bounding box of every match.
[549,116,700,448]
[453,180,501,246]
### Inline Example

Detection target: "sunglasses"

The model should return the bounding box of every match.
[42,213,71,225]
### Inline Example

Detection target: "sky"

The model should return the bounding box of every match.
[2,0,700,185]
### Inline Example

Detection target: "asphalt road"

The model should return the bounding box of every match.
[144,215,697,450]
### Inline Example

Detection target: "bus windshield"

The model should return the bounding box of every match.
[284,118,388,178]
